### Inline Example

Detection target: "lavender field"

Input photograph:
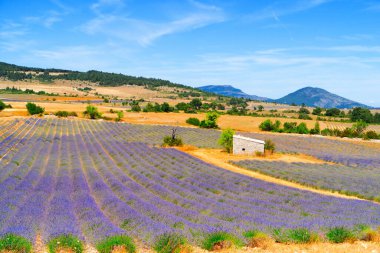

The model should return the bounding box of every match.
[240,132,380,169]
[232,160,380,201]
[1,118,380,247]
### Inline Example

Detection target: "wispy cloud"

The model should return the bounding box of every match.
[246,0,334,21]
[81,0,225,46]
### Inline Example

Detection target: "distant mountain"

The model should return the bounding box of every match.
[274,87,370,109]
[198,85,269,101]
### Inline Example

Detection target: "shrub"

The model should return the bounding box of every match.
[55,111,78,117]
[283,122,297,133]
[259,119,281,132]
[326,227,355,243]
[47,234,83,253]
[0,234,32,253]
[351,120,368,136]
[162,128,183,147]
[163,136,183,147]
[186,117,200,126]
[0,100,6,111]
[298,113,312,120]
[115,111,124,122]
[83,105,102,119]
[363,130,379,140]
[287,228,312,243]
[131,104,141,112]
[312,107,322,115]
[199,112,219,129]
[26,102,44,115]
[153,233,188,253]
[218,128,235,153]
[272,228,288,243]
[96,235,136,253]
[310,122,320,135]
[201,232,242,251]
[243,230,273,249]
[357,226,380,242]
[272,228,318,244]
[298,107,310,114]
[264,139,275,153]
[325,108,341,117]
[296,122,309,134]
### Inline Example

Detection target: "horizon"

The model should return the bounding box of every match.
[1,0,380,106]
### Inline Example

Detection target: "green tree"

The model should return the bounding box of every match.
[115,111,124,122]
[26,102,44,115]
[175,102,189,111]
[83,105,102,119]
[325,108,341,117]
[310,121,321,135]
[200,112,219,128]
[160,102,172,112]
[218,128,235,153]
[131,104,141,112]
[298,107,310,114]
[351,120,368,136]
[257,105,264,111]
[259,119,281,132]
[0,100,6,111]
[190,98,202,110]
[350,107,373,123]
[296,122,309,134]
[312,107,322,115]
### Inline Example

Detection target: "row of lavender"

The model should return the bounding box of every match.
[232,160,380,201]
[240,132,380,169]
[1,118,380,246]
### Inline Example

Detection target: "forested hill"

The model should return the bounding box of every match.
[0,61,196,90]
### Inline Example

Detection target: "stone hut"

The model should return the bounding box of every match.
[233,135,264,155]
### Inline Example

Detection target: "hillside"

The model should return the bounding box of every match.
[0,61,202,91]
[274,87,370,109]
[198,85,269,101]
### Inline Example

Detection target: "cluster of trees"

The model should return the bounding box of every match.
[350,107,380,123]
[259,119,321,135]
[312,107,380,123]
[226,98,248,115]
[321,121,379,140]
[0,87,58,96]
[186,112,220,129]
[175,99,225,113]
[259,118,379,140]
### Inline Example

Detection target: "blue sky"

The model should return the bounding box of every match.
[1,0,380,106]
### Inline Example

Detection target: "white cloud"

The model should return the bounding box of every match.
[81,1,225,46]
[91,0,125,15]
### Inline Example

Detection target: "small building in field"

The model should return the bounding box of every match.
[233,135,264,155]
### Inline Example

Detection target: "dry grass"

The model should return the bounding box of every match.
[189,241,380,253]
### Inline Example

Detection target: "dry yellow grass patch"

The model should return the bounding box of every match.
[189,241,380,253]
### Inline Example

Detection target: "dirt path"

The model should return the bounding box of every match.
[179,147,375,202]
